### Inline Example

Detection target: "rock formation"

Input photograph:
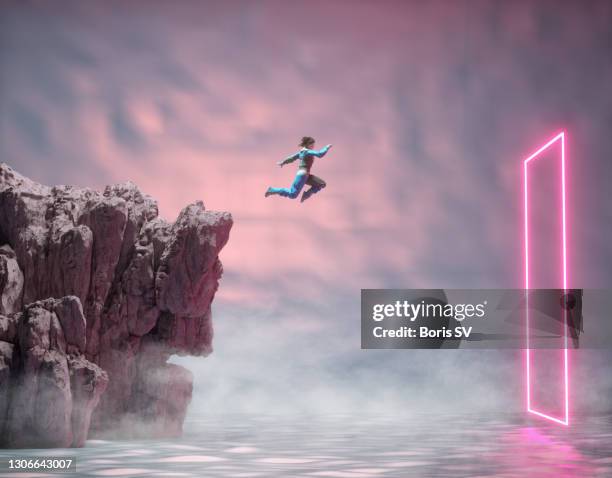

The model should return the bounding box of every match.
[0,297,107,447]
[0,163,232,447]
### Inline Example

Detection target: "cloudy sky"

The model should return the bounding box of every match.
[1,0,611,416]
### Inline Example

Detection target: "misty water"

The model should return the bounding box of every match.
[1,413,611,477]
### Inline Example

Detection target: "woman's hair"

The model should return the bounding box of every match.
[299,136,315,147]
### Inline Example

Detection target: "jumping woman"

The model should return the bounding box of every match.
[265,136,333,203]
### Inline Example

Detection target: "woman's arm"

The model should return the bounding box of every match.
[305,144,333,158]
[277,151,300,167]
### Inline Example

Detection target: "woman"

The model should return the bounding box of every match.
[265,136,333,203]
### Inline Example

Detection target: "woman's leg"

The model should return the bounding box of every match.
[300,174,326,202]
[265,171,308,199]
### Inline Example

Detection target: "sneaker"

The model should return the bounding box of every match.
[300,190,312,203]
[265,187,274,198]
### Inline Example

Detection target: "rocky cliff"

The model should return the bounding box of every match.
[0,163,232,447]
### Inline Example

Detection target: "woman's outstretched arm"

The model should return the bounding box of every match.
[277,151,300,167]
[305,144,333,158]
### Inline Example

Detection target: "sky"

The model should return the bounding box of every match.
[1,0,611,417]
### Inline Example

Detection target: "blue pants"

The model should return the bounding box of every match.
[268,171,326,199]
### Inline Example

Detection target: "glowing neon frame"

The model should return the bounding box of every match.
[524,131,569,426]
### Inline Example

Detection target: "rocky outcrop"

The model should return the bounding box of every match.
[0,297,107,448]
[0,163,232,447]
[0,245,23,315]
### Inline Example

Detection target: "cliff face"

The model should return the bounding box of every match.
[0,163,232,447]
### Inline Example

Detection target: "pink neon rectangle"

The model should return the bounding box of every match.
[524,131,569,425]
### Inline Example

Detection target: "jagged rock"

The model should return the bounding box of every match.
[0,314,18,343]
[54,295,87,355]
[0,341,15,439]
[95,338,194,439]
[68,354,108,447]
[1,298,108,448]
[156,201,229,318]
[0,245,23,315]
[0,163,232,447]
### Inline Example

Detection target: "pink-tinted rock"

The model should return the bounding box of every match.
[49,225,93,306]
[156,201,231,318]
[0,245,23,315]
[132,362,194,437]
[68,354,109,447]
[0,341,15,439]
[2,298,107,448]
[0,314,18,343]
[0,163,232,447]
[78,196,128,358]
[53,296,87,355]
